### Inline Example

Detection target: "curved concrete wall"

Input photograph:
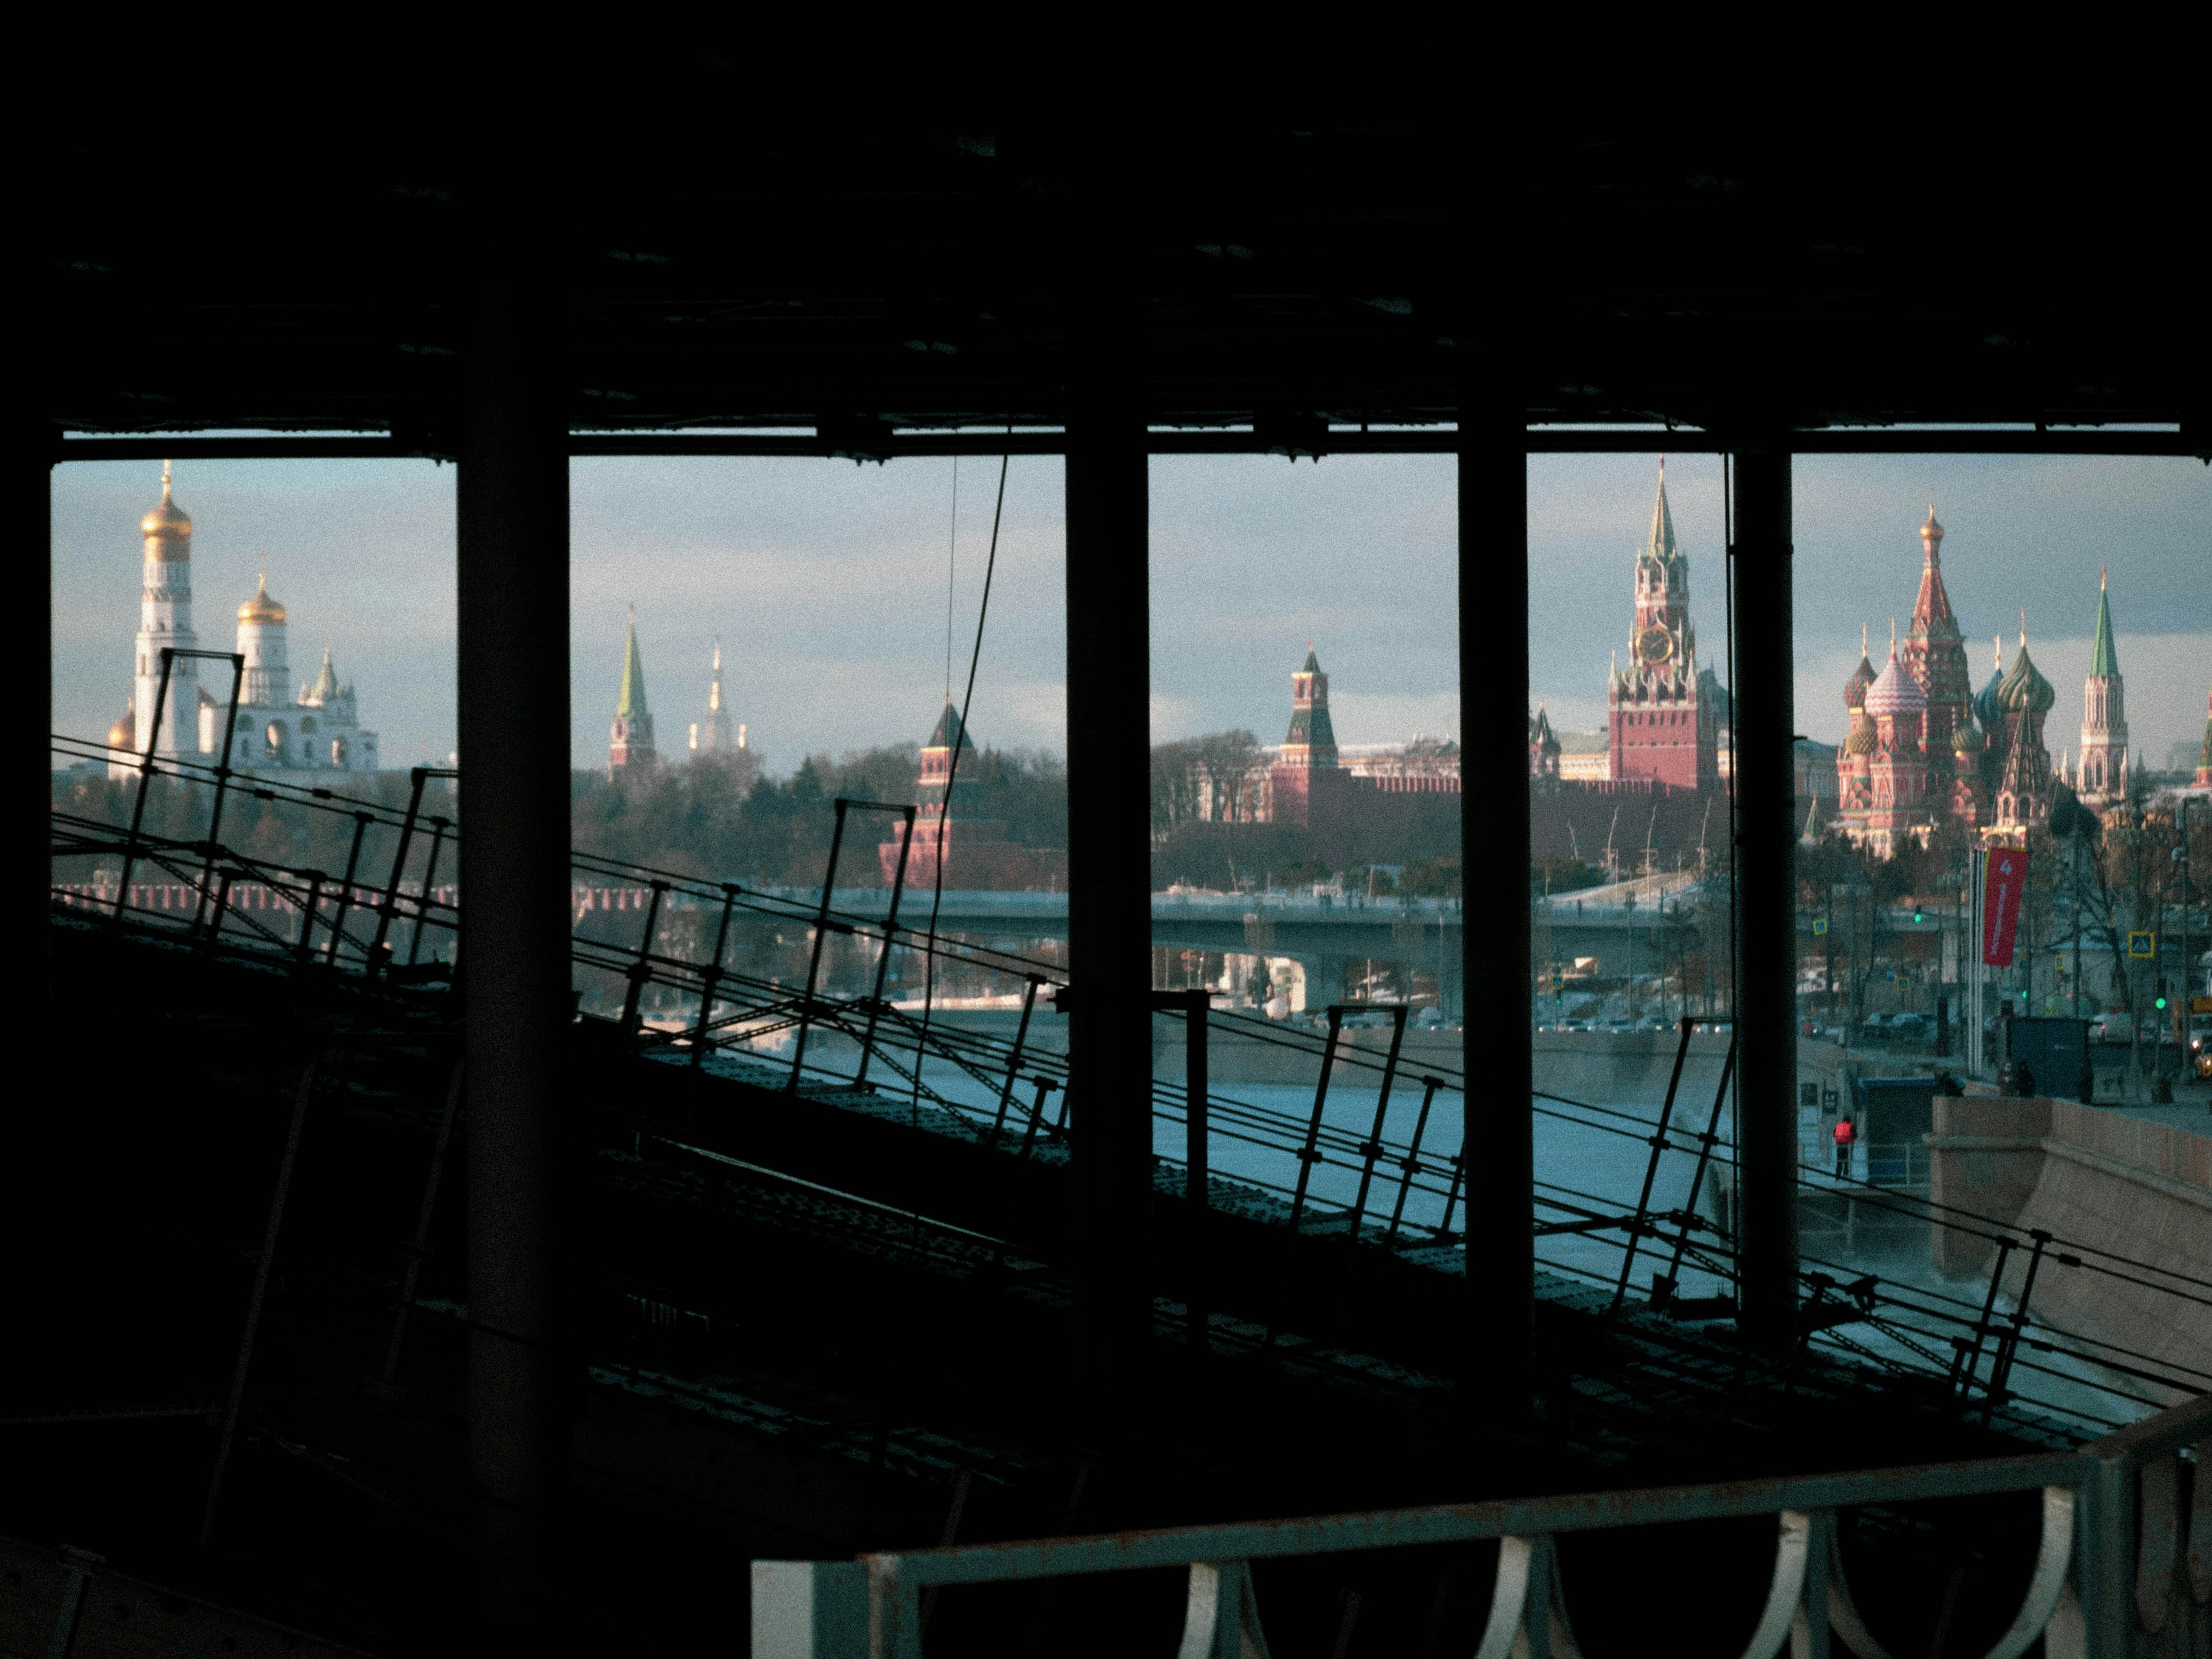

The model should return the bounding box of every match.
[1929,1096,2212,1402]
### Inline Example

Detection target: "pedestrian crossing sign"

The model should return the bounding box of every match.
[2127,931,2156,959]
[1812,918,1828,935]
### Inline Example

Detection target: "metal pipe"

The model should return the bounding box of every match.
[988,978,1041,1145]
[1288,1006,1347,1231]
[292,872,323,971]
[1385,1078,1445,1245]
[1609,1017,1696,1316]
[199,868,236,952]
[322,812,372,967]
[1661,1041,1738,1290]
[188,652,248,937]
[1347,1006,1410,1238]
[405,817,450,967]
[789,800,851,1089]
[689,885,742,1067]
[110,648,177,927]
[1730,446,1799,1342]
[854,805,917,1087]
[1017,1077,1058,1160]
[367,767,431,970]
[1983,1230,2052,1419]
[618,881,669,1037]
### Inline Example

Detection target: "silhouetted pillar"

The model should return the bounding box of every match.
[35,441,52,944]
[1063,408,1152,1451]
[1730,449,1798,1338]
[1460,422,1533,1416]
[457,280,570,1623]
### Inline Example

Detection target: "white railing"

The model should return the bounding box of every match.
[753,1390,2212,1657]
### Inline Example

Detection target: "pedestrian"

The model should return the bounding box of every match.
[1832,1113,1857,1179]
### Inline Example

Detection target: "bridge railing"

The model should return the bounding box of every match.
[754,1390,2212,1658]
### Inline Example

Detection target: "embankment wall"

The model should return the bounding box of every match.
[1928,1096,2212,1400]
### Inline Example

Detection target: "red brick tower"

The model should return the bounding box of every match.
[1607,464,1718,790]
[1268,643,1350,838]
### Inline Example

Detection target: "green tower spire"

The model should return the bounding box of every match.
[2088,566,2120,679]
[617,606,650,719]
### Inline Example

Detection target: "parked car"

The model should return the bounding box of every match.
[1887,1012,1931,1043]
[2087,1010,2128,1044]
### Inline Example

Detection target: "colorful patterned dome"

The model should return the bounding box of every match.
[1951,720,1983,756]
[1863,653,1927,717]
[1842,652,1876,711]
[1997,642,2055,715]
[1844,719,1877,756]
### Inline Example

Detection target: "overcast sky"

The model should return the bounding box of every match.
[50,449,2209,775]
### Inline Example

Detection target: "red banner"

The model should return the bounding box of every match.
[1982,846,2029,967]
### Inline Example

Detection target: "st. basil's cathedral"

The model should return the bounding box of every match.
[1829,505,2141,855]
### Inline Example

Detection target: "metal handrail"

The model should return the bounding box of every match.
[51,738,2207,1431]
[753,1391,2212,1657]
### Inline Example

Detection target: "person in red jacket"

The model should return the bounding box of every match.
[1832,1114,1857,1179]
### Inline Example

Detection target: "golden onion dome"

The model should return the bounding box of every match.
[1844,718,1876,756]
[238,570,287,625]
[141,461,192,545]
[1952,721,1983,755]
[107,703,136,751]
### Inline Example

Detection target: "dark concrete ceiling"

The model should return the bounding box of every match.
[35,83,2205,447]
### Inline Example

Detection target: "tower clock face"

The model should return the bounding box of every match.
[1637,626,1674,664]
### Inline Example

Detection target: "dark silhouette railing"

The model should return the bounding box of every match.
[48,733,2210,1437]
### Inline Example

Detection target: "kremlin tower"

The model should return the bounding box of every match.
[877,703,1056,889]
[2075,569,2128,808]
[1606,463,1718,791]
[609,608,658,775]
[1268,645,1351,834]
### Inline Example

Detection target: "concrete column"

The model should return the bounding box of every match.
[1460,423,1533,1414]
[1729,449,1799,1338]
[457,278,571,1623]
[35,441,51,943]
[1063,408,1152,1448]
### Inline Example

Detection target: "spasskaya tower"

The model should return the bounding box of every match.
[1606,461,1720,791]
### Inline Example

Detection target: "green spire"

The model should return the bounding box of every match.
[617,607,649,718]
[2088,567,2120,679]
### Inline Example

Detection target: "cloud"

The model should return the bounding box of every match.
[51,450,2207,786]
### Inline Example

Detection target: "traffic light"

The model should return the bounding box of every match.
[2156,993,2169,1011]
[1913,908,1923,923]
